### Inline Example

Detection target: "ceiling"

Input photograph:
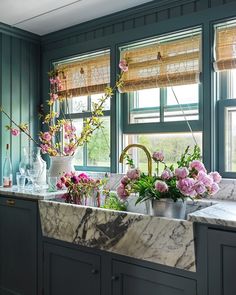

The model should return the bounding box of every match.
[0,0,154,36]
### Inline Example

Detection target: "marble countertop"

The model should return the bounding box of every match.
[0,186,66,201]
[188,200,236,228]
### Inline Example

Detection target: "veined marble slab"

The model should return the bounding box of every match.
[0,186,65,201]
[39,200,196,272]
[188,201,236,228]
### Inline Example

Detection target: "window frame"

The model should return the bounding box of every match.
[122,83,203,134]
[52,49,112,173]
[218,97,236,178]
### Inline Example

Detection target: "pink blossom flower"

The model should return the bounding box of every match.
[119,60,128,72]
[60,176,66,184]
[194,181,207,195]
[116,184,129,200]
[208,182,220,195]
[56,181,63,190]
[197,171,213,187]
[177,178,197,197]
[152,151,164,162]
[49,78,55,85]
[155,181,169,193]
[209,171,222,184]
[71,175,79,184]
[161,169,173,180]
[64,145,75,155]
[175,167,189,179]
[126,168,140,180]
[78,173,89,180]
[41,132,52,142]
[40,144,50,154]
[11,128,19,136]
[50,93,58,101]
[189,160,206,173]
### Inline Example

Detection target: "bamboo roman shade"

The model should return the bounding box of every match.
[56,52,110,97]
[214,25,236,71]
[119,33,201,93]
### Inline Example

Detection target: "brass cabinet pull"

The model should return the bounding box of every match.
[6,199,15,206]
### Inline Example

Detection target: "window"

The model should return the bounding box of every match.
[119,28,202,171]
[55,50,111,172]
[215,20,236,176]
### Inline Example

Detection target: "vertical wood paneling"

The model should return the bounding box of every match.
[1,34,11,183]
[0,33,40,185]
[11,37,21,178]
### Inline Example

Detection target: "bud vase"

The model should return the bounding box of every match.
[48,156,75,178]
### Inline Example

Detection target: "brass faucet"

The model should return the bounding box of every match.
[119,144,152,176]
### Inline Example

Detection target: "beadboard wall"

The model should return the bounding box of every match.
[0,24,41,183]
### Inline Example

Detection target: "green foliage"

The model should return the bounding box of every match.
[123,153,135,168]
[102,192,127,211]
[177,145,201,168]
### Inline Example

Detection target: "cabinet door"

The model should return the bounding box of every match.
[0,197,37,295]
[44,243,101,295]
[112,261,196,295]
[208,229,236,295]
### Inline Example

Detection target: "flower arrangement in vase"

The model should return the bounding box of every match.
[117,146,221,218]
[57,172,105,207]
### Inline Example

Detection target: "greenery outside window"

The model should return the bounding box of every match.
[54,50,111,172]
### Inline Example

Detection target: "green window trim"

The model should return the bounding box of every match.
[218,99,236,178]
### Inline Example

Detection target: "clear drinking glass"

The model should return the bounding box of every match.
[16,172,26,190]
[48,177,58,192]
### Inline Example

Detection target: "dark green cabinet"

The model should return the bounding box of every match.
[0,197,38,295]
[111,260,197,295]
[208,229,236,295]
[43,243,101,295]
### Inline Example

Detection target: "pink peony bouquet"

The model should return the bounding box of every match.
[117,146,221,203]
[57,172,104,206]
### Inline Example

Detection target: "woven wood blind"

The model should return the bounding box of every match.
[214,26,236,71]
[119,34,201,93]
[56,53,110,97]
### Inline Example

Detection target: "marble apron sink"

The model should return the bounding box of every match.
[38,199,212,273]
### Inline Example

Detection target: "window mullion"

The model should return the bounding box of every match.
[160,88,166,123]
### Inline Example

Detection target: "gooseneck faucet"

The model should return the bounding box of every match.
[119,144,152,176]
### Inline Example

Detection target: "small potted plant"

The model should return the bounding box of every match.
[117,146,221,219]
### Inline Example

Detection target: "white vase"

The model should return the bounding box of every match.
[48,156,75,178]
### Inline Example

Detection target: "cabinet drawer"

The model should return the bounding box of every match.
[112,260,196,295]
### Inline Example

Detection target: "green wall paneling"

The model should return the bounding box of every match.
[0,26,40,184]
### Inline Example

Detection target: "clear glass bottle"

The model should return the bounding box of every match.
[3,144,13,187]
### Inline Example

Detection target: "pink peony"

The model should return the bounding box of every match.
[177,178,197,197]
[208,182,220,195]
[197,171,213,187]
[209,171,222,184]
[175,167,189,179]
[11,128,19,136]
[41,132,52,142]
[189,160,206,173]
[117,184,129,200]
[155,181,169,193]
[126,168,140,180]
[194,181,207,195]
[119,60,129,72]
[152,151,164,162]
[161,169,173,180]
[121,175,129,185]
